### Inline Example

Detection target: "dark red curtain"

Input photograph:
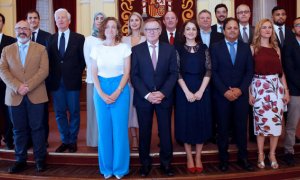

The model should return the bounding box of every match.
[53,0,76,32]
[16,0,36,21]
[277,0,296,28]
[234,0,253,25]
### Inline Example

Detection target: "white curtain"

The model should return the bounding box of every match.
[252,0,277,26]
[36,0,55,34]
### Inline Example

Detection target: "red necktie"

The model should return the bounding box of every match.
[169,32,174,45]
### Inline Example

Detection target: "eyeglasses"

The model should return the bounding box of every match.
[237,10,250,15]
[15,27,30,31]
[145,28,160,33]
[294,24,300,28]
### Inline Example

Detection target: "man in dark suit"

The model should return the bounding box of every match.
[26,9,52,147]
[272,6,294,50]
[283,17,300,166]
[131,18,178,177]
[197,9,224,48]
[236,4,254,44]
[236,4,256,142]
[211,18,254,172]
[211,3,228,34]
[159,11,180,46]
[0,13,16,150]
[47,8,85,153]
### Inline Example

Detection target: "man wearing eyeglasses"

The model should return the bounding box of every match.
[236,4,254,45]
[283,17,300,167]
[131,18,178,177]
[0,20,49,173]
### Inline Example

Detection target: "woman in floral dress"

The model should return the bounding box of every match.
[249,19,289,169]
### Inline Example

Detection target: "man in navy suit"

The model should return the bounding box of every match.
[47,8,85,153]
[26,10,51,147]
[159,11,180,46]
[283,17,300,166]
[211,18,253,172]
[211,4,228,34]
[0,13,16,150]
[131,18,178,177]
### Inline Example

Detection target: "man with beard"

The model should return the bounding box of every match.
[0,20,49,173]
[211,18,254,172]
[159,11,180,46]
[211,3,228,34]
[272,6,294,50]
[283,17,300,166]
[0,13,15,150]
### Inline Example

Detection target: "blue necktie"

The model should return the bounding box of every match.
[59,32,65,56]
[228,42,237,64]
[19,44,27,66]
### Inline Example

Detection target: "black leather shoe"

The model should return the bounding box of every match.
[284,153,295,166]
[139,165,152,177]
[160,165,174,176]
[36,160,46,172]
[6,143,14,150]
[237,158,254,171]
[8,161,27,173]
[219,161,228,172]
[68,143,77,153]
[55,143,69,152]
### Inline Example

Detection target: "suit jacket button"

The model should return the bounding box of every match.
[60,61,63,63]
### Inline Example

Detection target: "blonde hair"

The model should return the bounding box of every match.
[127,12,144,36]
[251,19,279,54]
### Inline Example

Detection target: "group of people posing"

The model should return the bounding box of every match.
[0,3,300,180]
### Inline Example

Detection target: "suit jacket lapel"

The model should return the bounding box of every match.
[64,32,72,57]
[142,42,155,72]
[156,42,164,72]
[221,40,233,66]
[24,42,33,68]
[235,41,242,67]
[12,43,23,68]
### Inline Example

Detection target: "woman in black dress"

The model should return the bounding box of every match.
[175,20,212,173]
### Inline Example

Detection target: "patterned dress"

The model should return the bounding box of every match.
[251,47,285,136]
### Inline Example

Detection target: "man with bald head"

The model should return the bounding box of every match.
[0,20,49,173]
[236,4,254,44]
[159,11,180,45]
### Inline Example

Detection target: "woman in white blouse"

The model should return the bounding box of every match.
[91,17,131,179]
[83,12,105,147]
[122,12,146,151]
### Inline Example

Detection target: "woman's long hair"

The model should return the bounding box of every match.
[251,18,279,54]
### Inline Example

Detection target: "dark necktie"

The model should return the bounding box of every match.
[59,32,65,56]
[169,32,174,45]
[278,27,284,47]
[31,32,36,42]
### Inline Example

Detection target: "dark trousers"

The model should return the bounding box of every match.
[8,96,46,162]
[0,80,13,145]
[215,94,248,162]
[136,105,173,167]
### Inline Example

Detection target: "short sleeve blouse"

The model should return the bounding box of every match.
[90,43,131,78]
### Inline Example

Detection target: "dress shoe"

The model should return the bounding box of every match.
[6,143,14,150]
[237,158,254,171]
[219,161,228,172]
[36,160,46,172]
[196,167,203,173]
[284,153,295,166]
[187,167,196,173]
[69,143,77,153]
[160,165,174,176]
[55,143,69,152]
[8,161,27,173]
[139,165,152,177]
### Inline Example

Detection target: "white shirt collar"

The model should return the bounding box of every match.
[17,40,30,47]
[147,40,159,47]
